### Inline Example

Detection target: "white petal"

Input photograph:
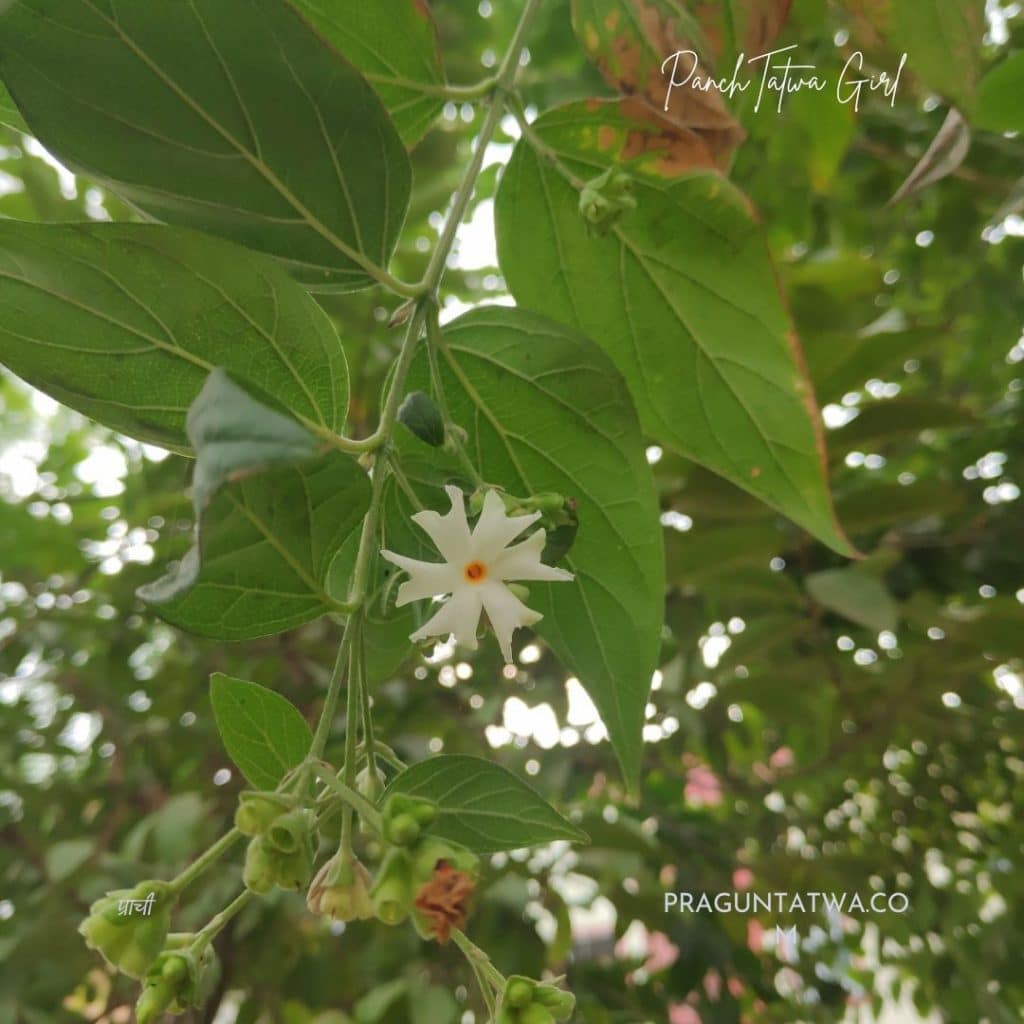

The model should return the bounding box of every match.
[410,485,472,563]
[410,586,483,651]
[479,580,542,663]
[470,490,540,562]
[490,529,575,583]
[380,550,462,606]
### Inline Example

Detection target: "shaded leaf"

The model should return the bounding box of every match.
[0,223,348,453]
[0,81,27,135]
[404,307,665,787]
[806,567,897,632]
[290,0,445,146]
[210,673,312,789]
[0,0,410,290]
[845,0,984,109]
[976,51,1024,134]
[830,397,975,453]
[496,101,853,556]
[383,755,588,853]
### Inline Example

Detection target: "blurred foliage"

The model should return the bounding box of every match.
[2,2,1024,1023]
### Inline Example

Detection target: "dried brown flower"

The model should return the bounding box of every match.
[413,859,476,943]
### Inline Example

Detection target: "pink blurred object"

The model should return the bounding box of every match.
[732,867,754,890]
[684,765,722,807]
[669,1005,702,1024]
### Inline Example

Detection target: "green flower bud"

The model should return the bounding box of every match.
[265,808,316,856]
[78,881,172,979]
[136,941,219,1022]
[534,984,576,1021]
[356,765,386,804]
[370,848,414,925]
[274,844,314,892]
[519,1004,556,1024]
[384,811,421,846]
[234,791,292,837]
[243,836,277,894]
[578,165,636,237]
[411,835,479,885]
[307,854,375,921]
[495,1010,519,1024]
[504,976,536,1009]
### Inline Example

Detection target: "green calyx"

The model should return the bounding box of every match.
[234,790,293,837]
[380,793,438,847]
[243,811,316,895]
[499,977,575,1023]
[135,939,220,1023]
[578,165,637,236]
[78,880,173,979]
[369,848,415,925]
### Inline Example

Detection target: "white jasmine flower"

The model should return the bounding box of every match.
[381,485,574,663]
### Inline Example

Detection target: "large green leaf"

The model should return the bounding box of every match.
[383,755,588,853]
[0,223,348,453]
[291,0,444,146]
[495,100,853,556]
[0,81,27,135]
[210,673,312,789]
[845,0,984,109]
[830,397,975,454]
[976,52,1024,134]
[403,306,664,787]
[0,0,410,291]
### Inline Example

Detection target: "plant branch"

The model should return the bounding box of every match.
[167,828,243,896]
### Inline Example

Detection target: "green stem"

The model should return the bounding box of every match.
[338,617,363,859]
[364,72,498,101]
[357,630,378,782]
[452,928,506,992]
[309,624,355,760]
[312,762,384,832]
[193,890,253,948]
[167,828,243,896]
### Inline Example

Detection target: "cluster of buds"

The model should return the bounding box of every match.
[577,164,637,236]
[236,792,317,894]
[78,880,173,978]
[134,935,220,1024]
[498,976,576,1024]
[369,795,480,943]
[468,488,578,565]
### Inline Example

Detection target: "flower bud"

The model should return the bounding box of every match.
[356,765,386,804]
[503,976,536,1009]
[243,836,277,894]
[370,848,414,925]
[381,794,437,846]
[135,940,219,1023]
[578,165,636,236]
[306,854,374,922]
[234,791,291,837]
[411,835,479,885]
[78,881,172,979]
[519,1005,556,1024]
[534,984,576,1021]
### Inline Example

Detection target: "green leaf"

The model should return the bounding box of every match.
[140,374,371,640]
[44,839,93,882]
[837,480,966,534]
[290,0,444,146]
[0,223,348,453]
[0,0,410,291]
[383,755,588,853]
[186,369,322,509]
[496,100,853,556]
[0,82,27,135]
[805,568,898,633]
[845,0,984,109]
[976,51,1024,133]
[210,673,312,789]
[403,307,664,786]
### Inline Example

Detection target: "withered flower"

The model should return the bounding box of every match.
[413,859,476,943]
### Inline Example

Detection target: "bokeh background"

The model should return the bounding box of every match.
[2,1,1023,1022]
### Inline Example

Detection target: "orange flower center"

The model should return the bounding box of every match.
[463,560,487,583]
